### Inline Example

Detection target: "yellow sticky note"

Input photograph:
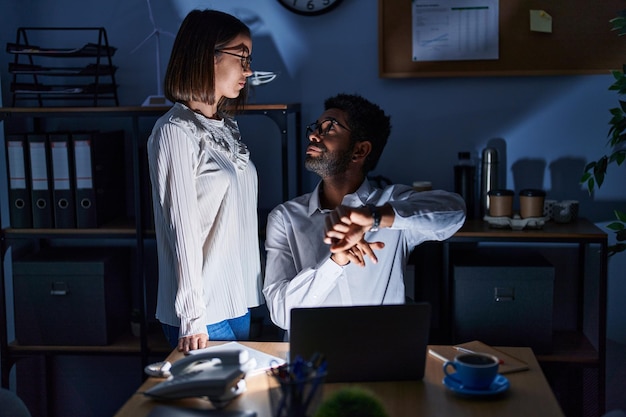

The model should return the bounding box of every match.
[530,9,552,33]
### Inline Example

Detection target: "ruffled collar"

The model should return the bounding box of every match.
[169,102,250,169]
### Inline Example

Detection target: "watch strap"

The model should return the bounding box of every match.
[367,204,381,232]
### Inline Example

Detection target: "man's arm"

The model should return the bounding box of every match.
[262,208,346,330]
[324,187,466,257]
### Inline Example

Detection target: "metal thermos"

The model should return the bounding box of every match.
[481,148,499,217]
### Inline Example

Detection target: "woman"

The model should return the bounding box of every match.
[148,9,262,352]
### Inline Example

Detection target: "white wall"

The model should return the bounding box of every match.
[1,0,624,342]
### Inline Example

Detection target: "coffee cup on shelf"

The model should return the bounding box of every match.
[561,200,579,221]
[519,189,546,218]
[488,189,514,217]
[543,199,557,219]
[443,352,500,390]
[552,201,572,223]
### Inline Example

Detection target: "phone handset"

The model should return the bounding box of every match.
[144,349,251,407]
[170,349,250,376]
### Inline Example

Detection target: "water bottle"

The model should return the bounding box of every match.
[454,152,476,219]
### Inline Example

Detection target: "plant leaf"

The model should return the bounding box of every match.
[607,221,625,231]
[587,177,595,193]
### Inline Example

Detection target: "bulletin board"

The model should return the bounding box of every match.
[378,0,626,78]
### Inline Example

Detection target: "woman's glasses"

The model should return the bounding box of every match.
[216,49,252,70]
[306,118,351,137]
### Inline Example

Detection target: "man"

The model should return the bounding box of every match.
[262,93,466,331]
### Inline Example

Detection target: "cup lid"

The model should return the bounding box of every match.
[519,189,546,197]
[488,189,514,196]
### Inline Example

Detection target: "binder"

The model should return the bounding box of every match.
[49,132,76,228]
[27,133,53,228]
[71,130,126,228]
[5,133,33,228]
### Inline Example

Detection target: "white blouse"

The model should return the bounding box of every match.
[148,103,262,338]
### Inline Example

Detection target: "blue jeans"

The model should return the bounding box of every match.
[161,310,251,349]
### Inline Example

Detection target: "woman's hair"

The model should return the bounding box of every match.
[164,9,250,115]
[324,93,392,173]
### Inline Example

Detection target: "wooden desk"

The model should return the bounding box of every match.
[114,342,564,417]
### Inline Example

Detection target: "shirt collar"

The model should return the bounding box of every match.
[306,179,375,216]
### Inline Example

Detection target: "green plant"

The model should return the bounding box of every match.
[314,387,388,417]
[581,12,626,256]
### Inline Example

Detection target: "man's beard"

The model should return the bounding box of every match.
[305,145,353,178]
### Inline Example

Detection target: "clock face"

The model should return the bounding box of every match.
[277,0,343,16]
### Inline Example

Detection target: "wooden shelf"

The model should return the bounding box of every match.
[7,329,170,356]
[3,218,137,238]
[453,218,608,241]
[536,331,600,365]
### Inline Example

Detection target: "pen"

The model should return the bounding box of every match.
[453,346,504,364]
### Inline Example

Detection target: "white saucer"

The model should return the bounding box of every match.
[443,374,509,396]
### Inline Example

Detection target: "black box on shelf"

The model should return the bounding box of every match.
[13,248,130,346]
[452,249,554,353]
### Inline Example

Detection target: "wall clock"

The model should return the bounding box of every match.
[277,0,344,16]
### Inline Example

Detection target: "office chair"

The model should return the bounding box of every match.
[0,388,31,417]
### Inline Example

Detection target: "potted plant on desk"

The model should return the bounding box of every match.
[581,11,626,256]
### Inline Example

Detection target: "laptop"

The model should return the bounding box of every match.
[289,302,431,383]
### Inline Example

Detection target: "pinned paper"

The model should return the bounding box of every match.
[530,10,552,33]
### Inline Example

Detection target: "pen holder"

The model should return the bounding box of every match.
[267,363,327,417]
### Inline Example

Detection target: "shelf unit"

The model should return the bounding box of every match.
[0,105,302,399]
[7,27,119,107]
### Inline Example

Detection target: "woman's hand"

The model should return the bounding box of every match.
[177,333,209,353]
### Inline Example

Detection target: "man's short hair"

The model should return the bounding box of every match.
[324,93,392,173]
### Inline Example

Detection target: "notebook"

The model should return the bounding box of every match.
[428,340,529,374]
[289,302,431,383]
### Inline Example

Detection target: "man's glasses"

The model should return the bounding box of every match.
[216,49,252,70]
[306,118,351,137]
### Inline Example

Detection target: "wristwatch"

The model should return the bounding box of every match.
[367,204,381,232]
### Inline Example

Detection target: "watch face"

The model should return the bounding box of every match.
[278,0,343,15]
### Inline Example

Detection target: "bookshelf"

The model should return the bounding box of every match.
[0,105,302,397]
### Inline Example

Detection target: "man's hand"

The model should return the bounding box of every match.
[324,205,385,266]
[177,333,209,353]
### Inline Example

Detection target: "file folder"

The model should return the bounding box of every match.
[5,133,33,228]
[49,132,76,228]
[27,133,53,228]
[71,130,125,228]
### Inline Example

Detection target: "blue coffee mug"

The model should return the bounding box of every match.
[443,353,499,390]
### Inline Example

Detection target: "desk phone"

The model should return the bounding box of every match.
[144,350,252,407]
